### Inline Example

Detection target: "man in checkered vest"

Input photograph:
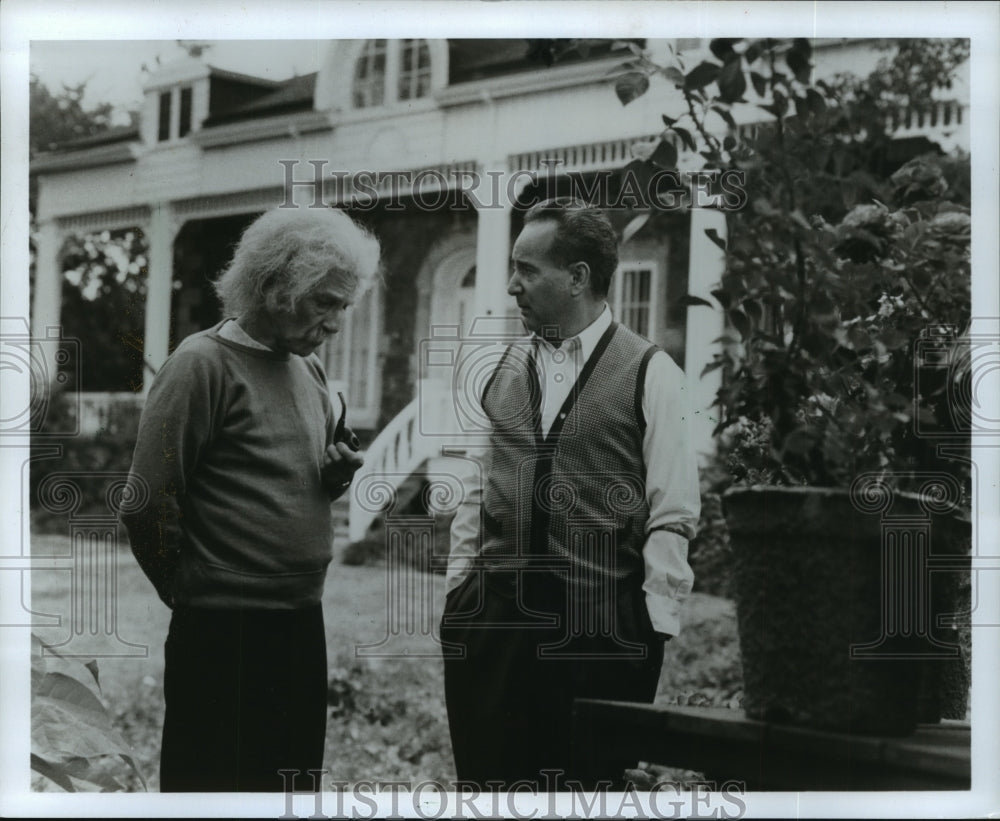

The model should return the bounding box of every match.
[441,198,701,790]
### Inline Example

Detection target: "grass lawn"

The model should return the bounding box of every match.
[29,533,742,792]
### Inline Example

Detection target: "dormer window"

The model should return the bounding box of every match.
[158,92,172,142]
[352,39,433,109]
[179,87,193,137]
[156,85,196,142]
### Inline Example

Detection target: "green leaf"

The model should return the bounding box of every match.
[680,294,715,308]
[661,113,678,127]
[671,125,697,153]
[31,753,77,792]
[701,360,725,377]
[650,139,678,170]
[684,61,721,91]
[744,40,764,64]
[661,66,686,87]
[717,58,747,103]
[750,71,767,98]
[710,287,731,308]
[709,39,741,62]
[806,87,827,116]
[615,71,650,106]
[711,105,737,129]
[728,309,752,340]
[758,90,788,119]
[785,46,811,85]
[704,228,727,252]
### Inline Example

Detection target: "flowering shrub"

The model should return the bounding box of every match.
[605,37,971,492]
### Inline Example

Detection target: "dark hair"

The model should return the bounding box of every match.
[522,197,618,298]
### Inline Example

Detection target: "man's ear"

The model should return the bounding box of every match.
[568,261,591,296]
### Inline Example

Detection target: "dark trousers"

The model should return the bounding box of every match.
[441,571,663,790]
[160,605,327,792]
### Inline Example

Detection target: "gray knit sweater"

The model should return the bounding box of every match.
[121,321,338,609]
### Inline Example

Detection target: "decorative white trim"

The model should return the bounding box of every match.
[509,134,661,176]
[321,160,479,204]
[141,58,212,93]
[436,54,625,109]
[192,109,335,149]
[56,206,151,234]
[30,142,141,174]
[172,187,284,221]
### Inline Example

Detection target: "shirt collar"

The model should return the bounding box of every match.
[533,303,612,363]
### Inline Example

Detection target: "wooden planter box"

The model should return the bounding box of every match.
[723,485,970,737]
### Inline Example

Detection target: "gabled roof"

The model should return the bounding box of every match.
[203,72,317,126]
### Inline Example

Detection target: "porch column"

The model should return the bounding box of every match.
[142,203,179,393]
[30,218,65,357]
[684,202,728,464]
[471,164,516,326]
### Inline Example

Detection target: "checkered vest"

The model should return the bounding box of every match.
[479,321,657,592]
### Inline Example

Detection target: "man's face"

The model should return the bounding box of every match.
[267,280,350,357]
[508,220,574,336]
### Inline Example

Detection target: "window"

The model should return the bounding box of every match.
[398,39,432,101]
[609,261,660,341]
[157,91,172,142]
[179,87,193,137]
[352,39,433,109]
[322,282,382,428]
[353,39,387,108]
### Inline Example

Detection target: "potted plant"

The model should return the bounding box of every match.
[608,37,972,735]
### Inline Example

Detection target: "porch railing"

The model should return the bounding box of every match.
[348,381,455,543]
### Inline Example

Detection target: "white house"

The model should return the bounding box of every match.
[30,38,969,540]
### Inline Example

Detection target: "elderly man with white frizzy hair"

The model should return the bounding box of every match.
[122,205,380,792]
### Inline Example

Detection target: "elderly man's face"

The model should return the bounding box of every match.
[508,219,574,337]
[268,281,350,357]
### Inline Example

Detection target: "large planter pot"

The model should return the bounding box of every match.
[723,482,970,737]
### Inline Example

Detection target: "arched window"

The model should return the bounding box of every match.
[352,39,433,109]
[353,39,387,108]
[398,39,432,101]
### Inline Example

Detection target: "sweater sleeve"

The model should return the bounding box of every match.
[120,342,223,607]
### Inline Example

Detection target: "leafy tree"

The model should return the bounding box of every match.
[600,38,970,491]
[29,75,119,159]
[30,76,145,393]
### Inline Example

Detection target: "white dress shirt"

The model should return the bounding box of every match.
[446,304,700,636]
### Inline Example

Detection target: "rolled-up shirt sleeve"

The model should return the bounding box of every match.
[640,351,700,637]
[446,444,490,595]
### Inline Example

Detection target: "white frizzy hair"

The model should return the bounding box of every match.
[214,206,381,316]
